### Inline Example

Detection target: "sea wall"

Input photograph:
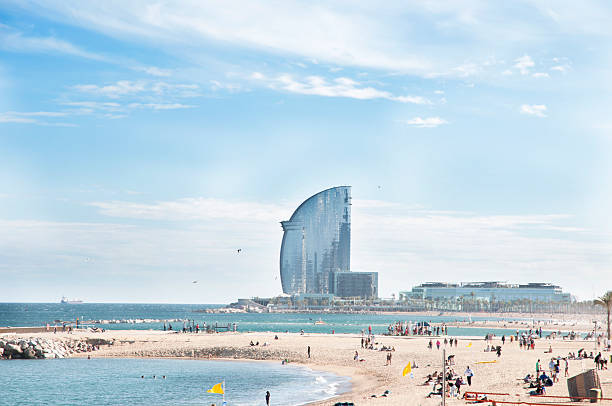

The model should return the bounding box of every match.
[0,337,115,360]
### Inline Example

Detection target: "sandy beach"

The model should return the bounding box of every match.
[6,327,611,406]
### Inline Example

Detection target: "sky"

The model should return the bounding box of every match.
[1,0,612,303]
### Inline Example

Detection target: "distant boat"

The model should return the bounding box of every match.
[314,319,326,325]
[61,296,83,304]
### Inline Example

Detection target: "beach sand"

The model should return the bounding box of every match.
[8,328,612,405]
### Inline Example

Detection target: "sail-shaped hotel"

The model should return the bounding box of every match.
[280,186,352,295]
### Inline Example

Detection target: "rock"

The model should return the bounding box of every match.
[4,343,23,357]
[24,348,37,359]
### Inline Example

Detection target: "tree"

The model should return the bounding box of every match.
[594,291,612,340]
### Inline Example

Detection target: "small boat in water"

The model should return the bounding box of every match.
[61,296,83,304]
[314,319,326,325]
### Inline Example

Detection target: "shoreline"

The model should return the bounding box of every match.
[4,327,611,405]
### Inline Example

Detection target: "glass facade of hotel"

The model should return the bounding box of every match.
[280,186,351,294]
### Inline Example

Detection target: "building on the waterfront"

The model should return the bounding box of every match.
[399,281,572,303]
[332,271,378,298]
[280,186,352,295]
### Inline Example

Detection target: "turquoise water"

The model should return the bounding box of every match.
[0,303,535,336]
[0,358,350,406]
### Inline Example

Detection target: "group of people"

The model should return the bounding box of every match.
[386,321,449,337]
[425,366,474,399]
[428,337,459,350]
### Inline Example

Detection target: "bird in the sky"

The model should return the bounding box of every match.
[377,185,382,190]
[192,280,198,284]
[237,249,242,254]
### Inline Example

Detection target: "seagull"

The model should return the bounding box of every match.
[377,185,382,190]
[192,281,198,284]
[237,249,242,254]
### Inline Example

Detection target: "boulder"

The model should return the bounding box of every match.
[24,348,37,359]
[4,343,23,357]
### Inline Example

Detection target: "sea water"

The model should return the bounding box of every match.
[0,358,350,406]
[0,303,538,336]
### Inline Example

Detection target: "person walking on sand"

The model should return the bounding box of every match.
[536,359,540,375]
[265,390,270,405]
[465,366,474,386]
[307,346,311,359]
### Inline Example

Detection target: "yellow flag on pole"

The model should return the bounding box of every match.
[207,382,224,394]
[402,362,412,377]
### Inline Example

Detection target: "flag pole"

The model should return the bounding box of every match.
[442,348,446,406]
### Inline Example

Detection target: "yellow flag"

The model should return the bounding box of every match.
[207,382,224,394]
[402,362,412,377]
[467,342,472,347]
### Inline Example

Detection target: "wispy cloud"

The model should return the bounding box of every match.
[514,55,534,75]
[402,117,448,128]
[0,29,106,61]
[252,73,429,104]
[73,80,201,99]
[532,72,550,78]
[73,81,147,99]
[520,104,547,117]
[0,111,75,126]
[128,103,195,110]
[134,66,172,77]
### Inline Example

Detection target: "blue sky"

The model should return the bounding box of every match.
[1,1,612,303]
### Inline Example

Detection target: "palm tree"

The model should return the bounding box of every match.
[594,291,612,340]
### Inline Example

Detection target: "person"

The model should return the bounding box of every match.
[163,322,166,331]
[354,351,359,361]
[496,346,502,357]
[436,340,440,350]
[564,358,569,377]
[536,359,540,375]
[386,351,392,365]
[465,366,474,386]
[307,346,311,359]
[502,335,505,345]
[265,390,270,405]
[455,376,463,396]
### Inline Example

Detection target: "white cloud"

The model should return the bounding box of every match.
[253,73,429,104]
[134,66,172,77]
[402,117,448,128]
[74,81,147,98]
[501,69,513,76]
[2,198,608,301]
[0,111,74,126]
[514,54,534,75]
[0,30,106,61]
[532,72,550,78]
[520,104,547,117]
[551,65,570,73]
[128,103,196,110]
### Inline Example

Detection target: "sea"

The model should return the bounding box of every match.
[0,358,350,406]
[0,302,558,337]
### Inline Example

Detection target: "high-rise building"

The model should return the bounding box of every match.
[280,186,351,294]
[332,271,378,298]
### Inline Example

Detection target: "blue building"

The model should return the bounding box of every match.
[280,186,351,294]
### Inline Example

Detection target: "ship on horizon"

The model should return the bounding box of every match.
[60,296,83,304]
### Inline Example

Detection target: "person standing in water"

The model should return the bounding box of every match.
[265,390,270,405]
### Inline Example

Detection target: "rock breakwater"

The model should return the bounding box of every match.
[0,337,114,360]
